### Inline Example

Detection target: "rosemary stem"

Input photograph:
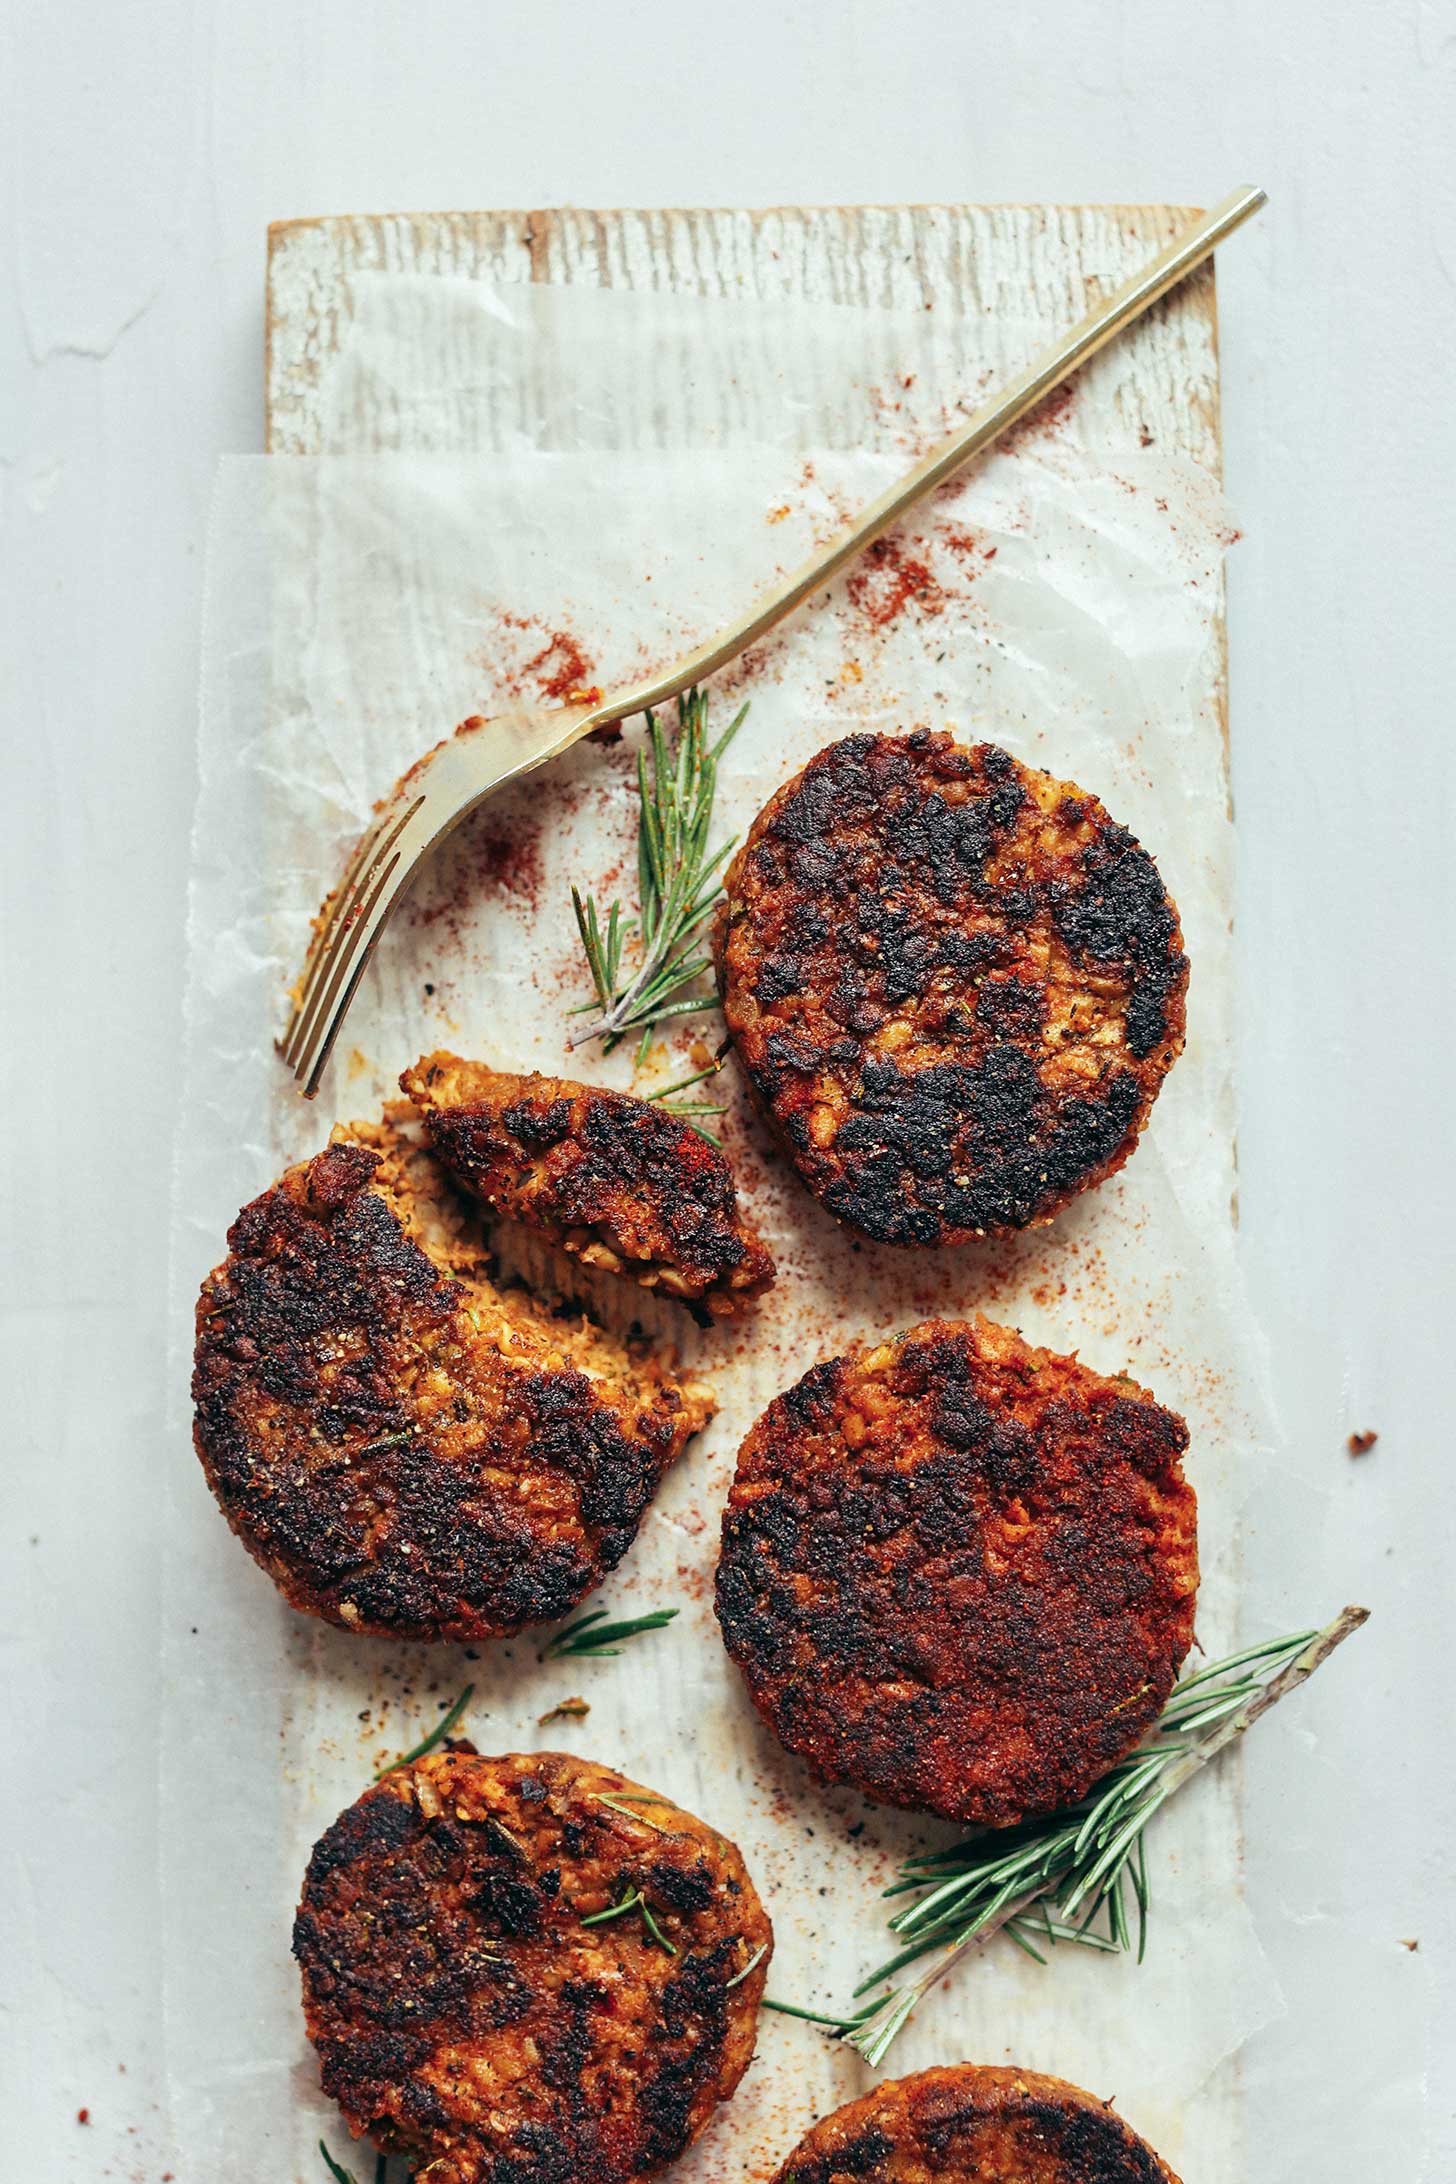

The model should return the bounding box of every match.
[1151,1603,1368,1804]
[838,1604,1369,2062]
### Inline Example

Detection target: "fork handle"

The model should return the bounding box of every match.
[591,185,1265,727]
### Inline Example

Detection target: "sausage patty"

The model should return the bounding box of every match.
[715,1317,1197,1824]
[767,2065,1180,2184]
[294,1748,772,2184]
[402,1052,774,1321]
[192,1110,711,1641]
[714,730,1188,1246]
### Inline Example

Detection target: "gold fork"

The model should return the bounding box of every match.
[281,184,1265,1096]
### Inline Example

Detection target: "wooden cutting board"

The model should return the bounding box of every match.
[267,206,1217,450]
[266,204,1225,739]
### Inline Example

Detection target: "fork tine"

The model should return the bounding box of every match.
[289,860,399,1093]
[291,845,408,1096]
[280,810,390,1063]
[282,799,423,1070]
[279,697,605,1098]
[289,797,429,1095]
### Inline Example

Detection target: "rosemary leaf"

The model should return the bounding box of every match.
[650,1062,726,1101]
[581,1886,677,1954]
[541,1606,679,1660]
[581,1887,642,1927]
[646,1055,730,1142]
[761,1996,876,2029]
[373,1685,473,1780]
[638,1899,678,1954]
[594,1792,670,1834]
[354,1427,416,1459]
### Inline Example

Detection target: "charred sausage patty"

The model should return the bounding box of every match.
[193,1112,711,1641]
[715,1317,1197,1824]
[767,2065,1180,2184]
[402,1052,774,1321]
[295,1749,772,2184]
[714,731,1188,1245]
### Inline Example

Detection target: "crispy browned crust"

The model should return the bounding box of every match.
[768,2064,1181,2184]
[714,731,1188,1246]
[192,1135,711,1641]
[294,1749,772,2184]
[715,1317,1197,1825]
[403,1054,776,1322]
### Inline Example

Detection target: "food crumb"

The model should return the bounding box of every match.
[1400,1937,1420,1951]
[76,2108,90,2125]
[1348,1430,1379,1456]
[538,1696,591,1725]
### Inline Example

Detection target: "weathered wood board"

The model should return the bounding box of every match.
[268,204,1224,748]
[269,203,1221,460]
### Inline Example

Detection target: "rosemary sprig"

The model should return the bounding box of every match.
[569,688,747,1052]
[766,1606,1368,2068]
[581,1886,678,1953]
[541,1606,679,1660]
[373,1685,473,1780]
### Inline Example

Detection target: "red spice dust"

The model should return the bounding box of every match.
[473,817,546,905]
[1004,377,1078,451]
[474,610,602,708]
[941,525,998,569]
[411,803,547,941]
[77,2109,90,2125]
[522,627,597,703]
[846,534,946,628]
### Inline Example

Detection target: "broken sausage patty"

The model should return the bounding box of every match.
[193,1111,710,1641]
[714,731,1188,1245]
[295,1749,772,2184]
[715,1317,1197,1824]
[767,2065,1180,2184]
[403,1052,774,1321]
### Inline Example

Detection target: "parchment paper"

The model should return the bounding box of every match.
[167,275,1283,2183]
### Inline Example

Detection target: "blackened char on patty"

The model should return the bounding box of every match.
[294,1749,772,2184]
[715,1317,1198,1825]
[402,1052,774,1321]
[767,2065,1181,2184]
[192,1112,711,1641]
[714,731,1188,1245]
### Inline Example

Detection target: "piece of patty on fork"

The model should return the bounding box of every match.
[402,1051,774,1321]
[294,1748,772,2184]
[715,1316,1198,1826]
[766,2064,1180,2184]
[714,729,1188,1245]
[192,1107,711,1641]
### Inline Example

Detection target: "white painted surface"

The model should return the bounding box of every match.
[2,3,1452,2179]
